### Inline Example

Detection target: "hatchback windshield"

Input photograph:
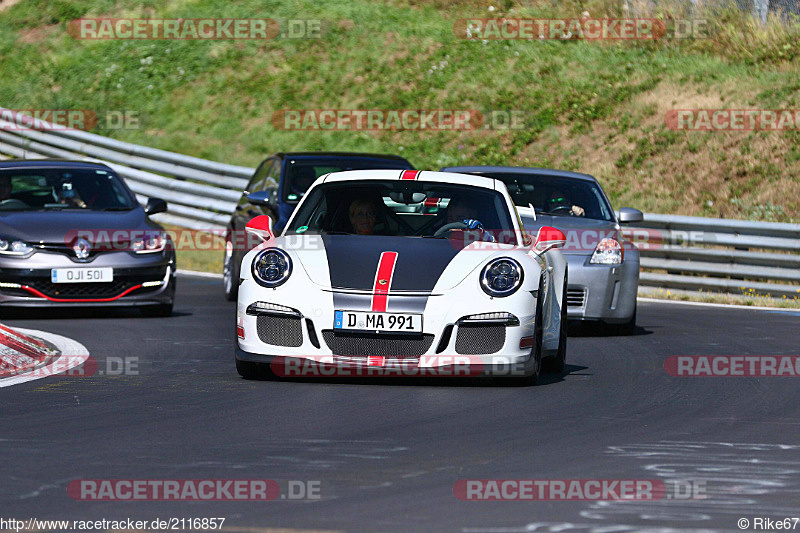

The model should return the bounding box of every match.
[0,167,137,211]
[286,180,517,243]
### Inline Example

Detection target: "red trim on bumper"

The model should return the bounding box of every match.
[19,284,144,302]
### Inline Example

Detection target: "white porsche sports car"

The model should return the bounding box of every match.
[235,170,568,384]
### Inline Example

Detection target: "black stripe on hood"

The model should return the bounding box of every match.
[321,234,460,292]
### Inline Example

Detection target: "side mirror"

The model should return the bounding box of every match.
[247,190,276,209]
[618,207,643,224]
[144,197,167,215]
[245,215,275,242]
[533,226,566,254]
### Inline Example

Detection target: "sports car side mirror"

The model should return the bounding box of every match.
[245,215,275,242]
[618,207,643,224]
[533,226,566,254]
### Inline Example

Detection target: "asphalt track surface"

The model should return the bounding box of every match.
[1,272,799,532]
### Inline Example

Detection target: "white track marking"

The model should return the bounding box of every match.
[0,328,89,388]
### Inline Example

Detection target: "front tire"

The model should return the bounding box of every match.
[509,274,544,386]
[223,233,239,301]
[614,302,637,335]
[545,274,568,373]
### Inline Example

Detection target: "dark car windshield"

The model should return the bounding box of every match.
[0,167,137,211]
[458,172,615,222]
[283,158,413,203]
[286,180,516,243]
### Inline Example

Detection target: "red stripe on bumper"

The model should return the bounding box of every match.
[20,284,143,302]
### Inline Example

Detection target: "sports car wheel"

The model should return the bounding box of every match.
[614,303,637,335]
[545,273,568,373]
[509,274,544,386]
[223,233,239,301]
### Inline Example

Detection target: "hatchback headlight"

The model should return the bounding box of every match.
[480,257,523,297]
[0,237,33,257]
[252,248,292,288]
[590,238,623,264]
[131,232,166,254]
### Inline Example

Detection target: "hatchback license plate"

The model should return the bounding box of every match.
[51,267,113,284]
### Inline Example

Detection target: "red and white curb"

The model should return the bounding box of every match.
[0,324,89,388]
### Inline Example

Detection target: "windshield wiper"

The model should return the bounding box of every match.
[98,206,135,211]
[42,204,82,210]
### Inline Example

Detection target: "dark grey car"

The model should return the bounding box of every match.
[223,152,414,300]
[0,160,175,315]
[441,166,643,332]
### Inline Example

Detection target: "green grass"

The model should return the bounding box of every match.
[1,0,799,221]
[161,224,223,274]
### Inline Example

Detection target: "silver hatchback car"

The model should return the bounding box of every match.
[442,166,642,333]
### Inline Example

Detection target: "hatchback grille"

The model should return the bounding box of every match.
[567,288,586,307]
[24,280,150,299]
[257,316,304,347]
[321,330,434,357]
[454,324,505,355]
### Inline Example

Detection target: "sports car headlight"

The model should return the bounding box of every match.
[590,238,623,264]
[252,248,292,288]
[132,232,166,254]
[480,257,523,297]
[0,237,33,257]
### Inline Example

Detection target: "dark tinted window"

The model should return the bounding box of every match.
[0,167,136,211]
[466,172,614,221]
[286,180,514,242]
[283,158,412,203]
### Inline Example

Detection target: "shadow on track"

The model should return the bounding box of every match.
[0,307,192,320]
[235,363,590,388]
[567,321,652,338]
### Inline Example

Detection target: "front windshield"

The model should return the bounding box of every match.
[286,180,517,243]
[283,158,413,203]
[466,172,615,221]
[0,167,137,211]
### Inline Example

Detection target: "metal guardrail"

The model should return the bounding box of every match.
[0,107,254,230]
[623,215,800,299]
[0,107,797,299]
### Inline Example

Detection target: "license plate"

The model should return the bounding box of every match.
[334,310,422,333]
[51,267,113,284]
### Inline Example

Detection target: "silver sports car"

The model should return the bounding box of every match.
[442,166,642,332]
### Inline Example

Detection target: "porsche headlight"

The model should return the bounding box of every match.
[480,257,523,297]
[252,248,292,288]
[0,237,33,257]
[590,238,623,264]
